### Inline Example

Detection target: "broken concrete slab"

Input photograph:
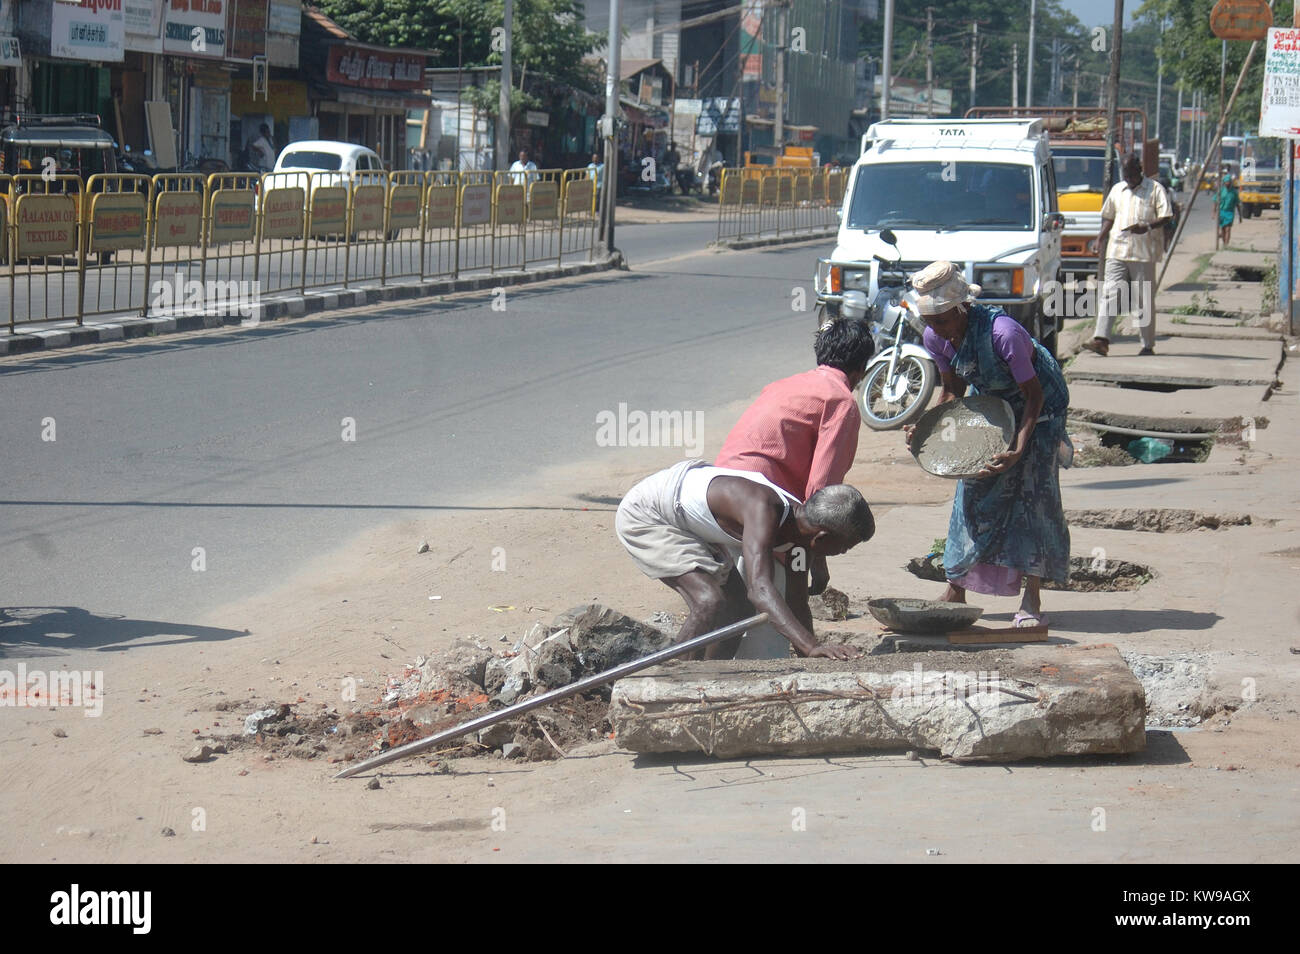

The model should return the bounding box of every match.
[611,645,1145,761]
[1067,382,1264,429]
[1066,335,1281,389]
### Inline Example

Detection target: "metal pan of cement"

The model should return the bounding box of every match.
[910,395,1015,478]
[867,597,983,634]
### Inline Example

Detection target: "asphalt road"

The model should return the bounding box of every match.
[0,228,826,637]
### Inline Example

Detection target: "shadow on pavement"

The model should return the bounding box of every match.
[0,606,249,657]
[1041,608,1223,635]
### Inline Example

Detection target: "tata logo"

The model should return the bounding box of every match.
[939,129,966,136]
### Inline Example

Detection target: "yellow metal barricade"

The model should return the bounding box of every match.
[7,174,84,328]
[559,168,597,263]
[255,170,308,296]
[386,170,425,284]
[347,169,390,287]
[524,169,563,268]
[423,170,459,279]
[303,172,349,291]
[493,170,527,272]
[715,167,744,241]
[202,172,259,317]
[81,174,152,319]
[457,170,494,275]
[147,174,207,317]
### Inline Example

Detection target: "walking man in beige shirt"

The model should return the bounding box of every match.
[1082,154,1173,357]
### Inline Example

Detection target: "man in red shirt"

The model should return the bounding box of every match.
[714,318,876,655]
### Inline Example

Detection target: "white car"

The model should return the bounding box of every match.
[264,140,386,193]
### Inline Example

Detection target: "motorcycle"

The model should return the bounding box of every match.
[817,229,937,431]
[706,159,724,196]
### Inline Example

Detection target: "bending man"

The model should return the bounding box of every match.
[616,461,874,659]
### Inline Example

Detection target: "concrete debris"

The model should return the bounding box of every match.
[419,639,493,696]
[611,645,1146,761]
[183,744,214,763]
[1121,651,1211,727]
[502,742,522,758]
[244,705,290,736]
[558,603,672,673]
[809,586,850,621]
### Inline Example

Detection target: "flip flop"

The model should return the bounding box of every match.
[1012,611,1048,628]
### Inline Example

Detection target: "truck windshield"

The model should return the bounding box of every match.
[1052,152,1107,192]
[846,161,1034,231]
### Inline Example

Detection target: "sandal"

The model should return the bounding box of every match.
[1012,611,1048,628]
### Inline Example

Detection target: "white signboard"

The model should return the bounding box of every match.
[51,0,126,62]
[162,0,226,59]
[124,0,162,34]
[1261,27,1300,138]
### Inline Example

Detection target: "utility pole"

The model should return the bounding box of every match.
[1012,43,1019,109]
[969,21,978,112]
[1100,0,1123,274]
[601,0,622,255]
[925,7,934,117]
[1175,82,1182,159]
[1072,56,1079,109]
[498,0,513,171]
[1155,18,1164,146]
[881,0,895,120]
[1026,0,1037,108]
[775,0,787,146]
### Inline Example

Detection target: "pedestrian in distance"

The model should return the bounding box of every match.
[1081,153,1173,358]
[1217,175,1239,250]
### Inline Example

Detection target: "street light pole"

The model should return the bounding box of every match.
[1026,0,1037,109]
[602,0,622,255]
[1099,0,1123,282]
[881,0,895,120]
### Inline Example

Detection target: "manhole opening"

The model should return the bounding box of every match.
[905,551,1154,592]
[1230,265,1266,282]
[1113,380,1215,393]
[1065,508,1252,532]
[1097,431,1213,464]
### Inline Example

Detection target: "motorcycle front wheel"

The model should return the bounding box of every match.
[860,355,936,431]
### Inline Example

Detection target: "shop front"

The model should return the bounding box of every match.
[302,9,427,171]
[18,0,126,118]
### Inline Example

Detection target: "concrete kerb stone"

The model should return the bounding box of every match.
[0,256,621,356]
[611,644,1147,761]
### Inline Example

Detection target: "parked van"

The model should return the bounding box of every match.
[815,118,1065,352]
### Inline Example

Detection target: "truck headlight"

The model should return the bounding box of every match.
[975,268,1024,297]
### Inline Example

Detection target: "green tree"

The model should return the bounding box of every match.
[1138,0,1296,131]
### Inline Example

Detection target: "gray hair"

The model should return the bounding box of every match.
[804,484,874,543]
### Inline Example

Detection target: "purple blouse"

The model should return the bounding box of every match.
[922,315,1037,384]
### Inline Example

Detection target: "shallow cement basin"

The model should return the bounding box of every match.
[867,597,984,633]
[910,395,1015,478]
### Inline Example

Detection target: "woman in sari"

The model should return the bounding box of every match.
[903,261,1072,627]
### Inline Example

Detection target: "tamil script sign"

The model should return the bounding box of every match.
[326,46,424,91]
[90,192,147,251]
[52,0,126,62]
[1261,28,1300,138]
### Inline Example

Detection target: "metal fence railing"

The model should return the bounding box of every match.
[2,167,605,332]
[716,167,847,243]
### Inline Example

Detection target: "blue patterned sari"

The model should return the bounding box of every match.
[944,304,1072,593]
